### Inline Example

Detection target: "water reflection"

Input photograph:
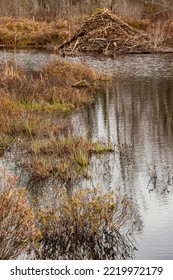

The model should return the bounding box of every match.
[73,75,173,259]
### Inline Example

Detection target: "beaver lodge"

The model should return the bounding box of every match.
[59,9,173,56]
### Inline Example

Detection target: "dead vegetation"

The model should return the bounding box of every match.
[0,171,136,260]
[0,171,39,259]
[0,59,112,181]
[0,17,69,48]
[59,9,173,56]
[0,8,173,54]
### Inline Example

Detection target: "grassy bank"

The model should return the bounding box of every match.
[0,17,69,48]
[0,58,112,181]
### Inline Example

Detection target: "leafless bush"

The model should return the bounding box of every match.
[0,0,144,20]
[36,188,136,259]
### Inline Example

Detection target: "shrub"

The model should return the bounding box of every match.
[36,188,135,259]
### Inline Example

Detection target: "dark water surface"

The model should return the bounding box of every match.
[1,50,173,259]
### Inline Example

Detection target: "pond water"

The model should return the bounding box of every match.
[1,50,173,260]
[0,49,57,71]
[71,54,173,260]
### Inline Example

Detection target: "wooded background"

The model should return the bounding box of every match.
[0,1,172,20]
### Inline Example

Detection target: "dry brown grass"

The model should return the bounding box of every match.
[0,59,110,181]
[148,21,167,50]
[0,171,40,259]
[126,18,151,32]
[0,5,173,53]
[0,17,69,48]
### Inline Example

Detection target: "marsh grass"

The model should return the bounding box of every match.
[0,2,173,52]
[0,17,69,48]
[0,58,111,180]
[26,137,114,180]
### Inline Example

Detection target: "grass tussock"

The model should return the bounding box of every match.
[0,59,111,180]
[0,17,69,48]
[27,137,114,180]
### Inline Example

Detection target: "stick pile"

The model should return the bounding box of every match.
[59,10,152,56]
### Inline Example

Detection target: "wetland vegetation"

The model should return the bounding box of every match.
[0,17,69,49]
[1,55,130,260]
[0,171,136,259]
[1,1,173,53]
[0,58,113,180]
[1,0,173,260]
